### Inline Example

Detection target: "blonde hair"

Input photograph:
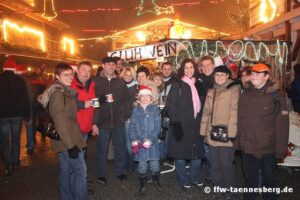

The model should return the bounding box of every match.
[152,72,164,92]
[120,67,137,81]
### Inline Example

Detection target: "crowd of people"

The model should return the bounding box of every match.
[0,55,298,200]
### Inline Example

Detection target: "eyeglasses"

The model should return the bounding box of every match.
[60,73,73,78]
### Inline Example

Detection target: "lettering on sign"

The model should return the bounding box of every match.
[108,42,177,61]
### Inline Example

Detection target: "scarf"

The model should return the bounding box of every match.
[182,76,201,118]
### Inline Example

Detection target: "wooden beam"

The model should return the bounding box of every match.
[292,31,300,61]
[245,6,300,37]
[286,0,292,71]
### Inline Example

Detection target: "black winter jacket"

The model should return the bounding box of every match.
[0,71,30,120]
[93,75,131,128]
[166,79,204,160]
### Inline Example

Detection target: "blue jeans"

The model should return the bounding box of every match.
[0,116,23,167]
[138,160,160,175]
[58,151,87,200]
[96,127,126,177]
[175,159,201,186]
[124,120,135,171]
[159,128,169,159]
[203,143,212,179]
[26,120,36,151]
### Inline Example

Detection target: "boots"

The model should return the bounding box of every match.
[138,174,147,195]
[152,173,162,192]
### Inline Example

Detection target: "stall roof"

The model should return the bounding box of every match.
[94,17,230,43]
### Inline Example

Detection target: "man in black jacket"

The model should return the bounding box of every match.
[93,57,131,184]
[159,62,177,159]
[0,69,30,175]
[197,55,215,184]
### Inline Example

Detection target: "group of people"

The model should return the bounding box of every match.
[0,55,294,200]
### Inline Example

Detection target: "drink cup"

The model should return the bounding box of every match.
[92,98,100,108]
[106,94,114,103]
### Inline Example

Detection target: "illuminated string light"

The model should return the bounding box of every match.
[259,0,277,23]
[0,1,226,15]
[3,19,46,52]
[42,0,57,21]
[77,18,229,41]
[164,39,288,81]
[137,0,174,16]
[62,37,76,55]
[81,29,122,33]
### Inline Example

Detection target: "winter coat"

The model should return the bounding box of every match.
[125,80,138,117]
[93,74,131,128]
[166,79,204,160]
[237,80,289,159]
[0,71,30,120]
[287,77,300,112]
[38,81,86,153]
[71,75,95,134]
[200,79,240,147]
[128,104,161,161]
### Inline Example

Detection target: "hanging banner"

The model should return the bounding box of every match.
[107,41,177,61]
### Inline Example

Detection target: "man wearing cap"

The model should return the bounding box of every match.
[237,63,289,200]
[0,68,30,175]
[93,56,131,184]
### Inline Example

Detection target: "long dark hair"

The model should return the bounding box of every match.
[177,58,199,79]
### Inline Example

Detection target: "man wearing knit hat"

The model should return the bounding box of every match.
[237,63,289,200]
[0,64,30,175]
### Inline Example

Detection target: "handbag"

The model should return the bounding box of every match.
[41,109,60,140]
[38,96,65,141]
[44,111,60,140]
[210,89,229,143]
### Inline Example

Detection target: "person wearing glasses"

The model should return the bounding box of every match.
[38,63,87,200]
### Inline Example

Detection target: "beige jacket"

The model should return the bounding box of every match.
[200,79,240,147]
[39,82,86,153]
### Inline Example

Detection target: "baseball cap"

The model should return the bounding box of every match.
[251,63,270,73]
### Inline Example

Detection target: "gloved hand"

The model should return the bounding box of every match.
[172,122,184,142]
[68,145,81,159]
[229,137,236,143]
[131,141,140,154]
[142,139,152,149]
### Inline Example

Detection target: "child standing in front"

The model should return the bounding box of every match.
[129,85,162,195]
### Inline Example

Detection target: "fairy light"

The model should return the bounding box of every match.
[137,0,174,16]
[136,31,147,41]
[42,0,58,21]
[3,19,46,52]
[259,0,277,23]
[170,39,288,83]
[62,37,75,55]
[77,18,229,41]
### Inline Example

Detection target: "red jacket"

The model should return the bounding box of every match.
[71,76,95,134]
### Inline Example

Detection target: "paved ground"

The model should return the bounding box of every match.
[0,128,299,200]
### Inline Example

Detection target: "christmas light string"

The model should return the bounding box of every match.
[164,39,288,79]
[0,1,226,14]
[137,0,174,16]
[42,0,57,21]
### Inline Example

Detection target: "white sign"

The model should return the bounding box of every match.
[108,42,177,61]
